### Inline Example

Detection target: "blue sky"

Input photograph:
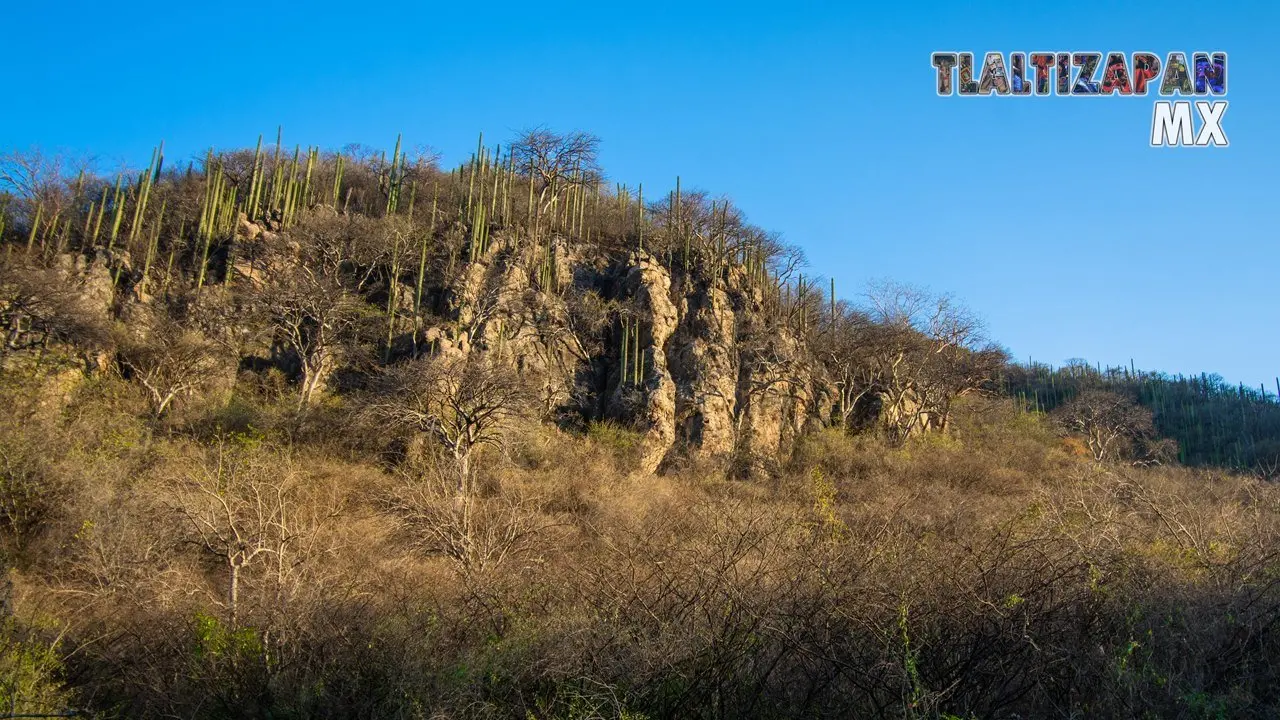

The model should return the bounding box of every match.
[5,0,1277,388]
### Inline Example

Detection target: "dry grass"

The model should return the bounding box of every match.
[0,369,1276,718]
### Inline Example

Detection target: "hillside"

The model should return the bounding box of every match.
[0,132,1278,718]
[1004,362,1280,472]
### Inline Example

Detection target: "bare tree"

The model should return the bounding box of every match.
[265,274,364,408]
[857,281,999,442]
[453,269,516,348]
[369,354,540,573]
[0,416,74,554]
[511,128,601,211]
[252,224,369,408]
[865,280,983,353]
[388,477,551,574]
[366,354,534,495]
[117,313,226,419]
[696,312,811,477]
[0,149,92,221]
[0,258,112,363]
[171,442,341,627]
[735,324,807,431]
[818,307,879,430]
[1054,390,1158,463]
[1252,454,1280,482]
[556,288,612,365]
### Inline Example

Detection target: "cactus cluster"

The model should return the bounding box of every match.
[619,316,645,388]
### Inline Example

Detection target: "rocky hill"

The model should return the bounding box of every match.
[0,132,1277,719]
[1,131,1007,477]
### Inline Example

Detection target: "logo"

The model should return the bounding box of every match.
[931,52,1228,148]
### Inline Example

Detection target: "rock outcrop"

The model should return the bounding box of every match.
[4,214,836,478]
[421,238,830,477]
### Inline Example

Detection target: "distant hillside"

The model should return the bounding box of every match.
[1004,361,1280,472]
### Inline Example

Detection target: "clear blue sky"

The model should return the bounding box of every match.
[5,1,1277,388]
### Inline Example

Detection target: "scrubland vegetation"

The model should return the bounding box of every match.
[0,132,1277,718]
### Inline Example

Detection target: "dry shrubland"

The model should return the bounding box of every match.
[0,365,1274,719]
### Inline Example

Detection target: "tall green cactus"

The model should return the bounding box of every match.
[468,204,489,263]
[619,317,644,387]
[332,152,345,209]
[107,175,126,252]
[138,199,166,296]
[269,127,283,212]
[89,187,108,249]
[489,144,501,221]
[633,318,643,386]
[385,134,403,215]
[25,203,42,254]
[385,227,402,361]
[637,184,644,252]
[620,317,629,386]
[126,149,154,248]
[80,199,95,249]
[674,176,681,242]
[467,132,482,214]
[247,135,264,219]
[830,277,836,325]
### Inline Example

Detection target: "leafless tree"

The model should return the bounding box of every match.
[736,324,807,425]
[252,226,369,408]
[453,269,516,348]
[0,418,73,554]
[0,258,113,367]
[865,280,982,352]
[857,281,1000,441]
[1250,440,1280,481]
[556,288,611,365]
[818,308,880,430]
[511,128,601,212]
[369,354,541,573]
[171,442,341,627]
[366,354,534,495]
[265,275,364,408]
[700,314,811,476]
[1055,389,1158,463]
[117,313,226,419]
[0,149,93,222]
[387,477,551,574]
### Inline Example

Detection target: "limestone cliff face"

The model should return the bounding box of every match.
[604,252,680,474]
[428,233,587,419]
[431,241,830,477]
[390,230,832,476]
[21,212,832,477]
[668,275,739,466]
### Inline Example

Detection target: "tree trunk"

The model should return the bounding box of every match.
[228,560,240,627]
